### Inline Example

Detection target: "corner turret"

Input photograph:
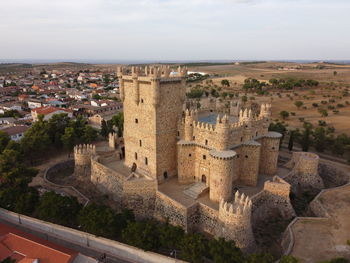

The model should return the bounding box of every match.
[74,144,96,177]
[218,191,255,252]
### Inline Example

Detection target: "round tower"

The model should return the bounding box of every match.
[209,150,236,202]
[259,132,281,176]
[184,109,196,141]
[218,191,255,252]
[215,114,230,150]
[259,103,271,132]
[74,144,96,177]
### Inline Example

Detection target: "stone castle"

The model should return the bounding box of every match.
[73,66,319,252]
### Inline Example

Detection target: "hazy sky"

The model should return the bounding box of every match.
[0,0,349,61]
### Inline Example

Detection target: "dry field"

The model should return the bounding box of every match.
[188,62,350,135]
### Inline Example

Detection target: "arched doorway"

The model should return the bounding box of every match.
[201,174,207,184]
[163,171,168,179]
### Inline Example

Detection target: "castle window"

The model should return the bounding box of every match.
[245,155,248,158]
[135,152,138,160]
[189,153,192,157]
[203,155,206,160]
[135,118,138,124]
[240,137,243,142]
[272,147,275,150]
[145,157,148,165]
[139,140,142,147]
[177,131,180,136]
[256,131,258,136]
[193,136,195,140]
[141,99,144,103]
[163,172,168,179]
[205,139,208,145]
[237,154,240,158]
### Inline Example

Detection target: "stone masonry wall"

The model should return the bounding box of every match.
[154,191,189,230]
[91,156,125,205]
[258,137,280,176]
[123,179,157,219]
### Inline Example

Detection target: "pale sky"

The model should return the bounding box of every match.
[0,0,349,61]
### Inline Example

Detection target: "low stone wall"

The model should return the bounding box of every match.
[44,159,89,206]
[154,192,189,230]
[123,179,157,219]
[281,181,350,256]
[91,156,125,204]
[0,208,186,263]
[319,162,350,187]
[197,203,219,235]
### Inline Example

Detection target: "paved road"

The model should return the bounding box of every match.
[0,219,133,263]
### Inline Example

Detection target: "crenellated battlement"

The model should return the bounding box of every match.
[117,65,188,79]
[193,121,216,132]
[219,191,252,222]
[74,144,96,155]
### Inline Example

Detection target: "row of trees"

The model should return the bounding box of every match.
[20,114,98,162]
[243,78,320,94]
[269,121,350,160]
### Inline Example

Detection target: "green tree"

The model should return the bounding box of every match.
[61,127,76,155]
[294,101,304,109]
[180,233,208,263]
[78,203,121,238]
[313,127,327,152]
[82,126,98,144]
[245,253,274,263]
[279,110,290,120]
[241,95,248,103]
[21,117,50,164]
[101,120,109,138]
[221,79,230,87]
[300,127,311,152]
[158,222,185,250]
[111,112,124,137]
[36,191,82,227]
[269,121,288,148]
[0,131,10,154]
[209,238,244,263]
[288,130,295,151]
[122,221,160,251]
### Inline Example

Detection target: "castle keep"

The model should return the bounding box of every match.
[73,66,301,252]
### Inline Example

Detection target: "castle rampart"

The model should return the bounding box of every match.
[74,144,96,177]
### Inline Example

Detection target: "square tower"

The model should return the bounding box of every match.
[118,66,187,183]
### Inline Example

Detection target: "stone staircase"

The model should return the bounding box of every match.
[183,182,209,199]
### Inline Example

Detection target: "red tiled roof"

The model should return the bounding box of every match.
[32,106,72,115]
[2,125,29,136]
[0,223,78,263]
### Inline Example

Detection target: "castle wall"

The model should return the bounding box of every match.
[74,144,95,177]
[123,179,157,219]
[235,143,261,187]
[284,152,324,191]
[123,79,158,179]
[120,68,186,184]
[90,156,125,205]
[209,151,236,202]
[258,137,280,176]
[154,191,189,230]
[251,177,295,224]
[193,146,211,184]
[197,203,219,235]
[177,143,196,184]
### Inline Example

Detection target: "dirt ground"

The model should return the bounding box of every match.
[290,183,350,262]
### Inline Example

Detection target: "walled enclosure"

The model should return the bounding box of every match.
[73,66,295,253]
